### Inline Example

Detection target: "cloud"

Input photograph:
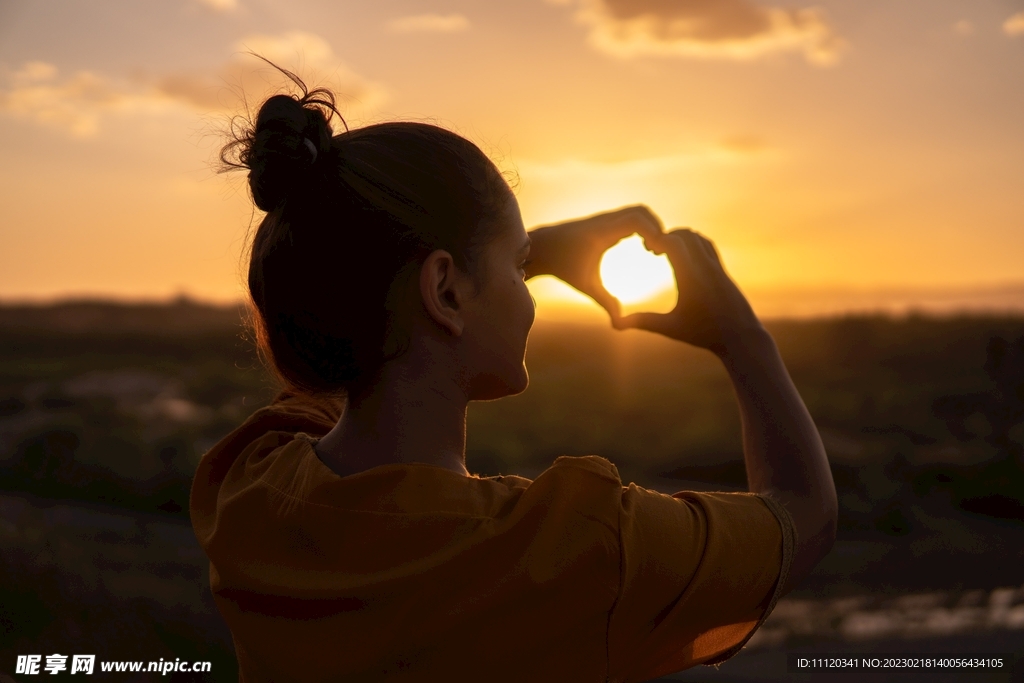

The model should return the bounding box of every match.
[952,20,974,37]
[1004,12,1024,36]
[0,61,178,137]
[717,133,768,154]
[0,33,388,137]
[195,0,239,13]
[554,0,845,65]
[386,13,470,33]
[159,31,389,112]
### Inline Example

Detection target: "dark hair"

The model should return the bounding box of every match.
[222,64,514,400]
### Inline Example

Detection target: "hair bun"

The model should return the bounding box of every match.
[246,94,333,212]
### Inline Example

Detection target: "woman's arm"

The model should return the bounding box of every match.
[716,327,837,596]
[526,211,836,594]
[615,227,837,597]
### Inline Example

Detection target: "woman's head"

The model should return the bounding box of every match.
[224,70,534,402]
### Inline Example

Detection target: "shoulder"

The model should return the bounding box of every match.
[473,455,620,493]
[190,392,342,527]
[252,389,344,433]
[547,454,622,483]
[504,456,625,535]
[532,455,625,508]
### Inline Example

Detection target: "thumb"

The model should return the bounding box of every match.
[589,288,622,323]
[613,311,672,335]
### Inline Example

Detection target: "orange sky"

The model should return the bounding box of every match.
[1,0,1023,320]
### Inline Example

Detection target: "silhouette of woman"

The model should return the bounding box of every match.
[190,66,837,682]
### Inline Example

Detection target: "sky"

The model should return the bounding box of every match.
[1,0,1023,321]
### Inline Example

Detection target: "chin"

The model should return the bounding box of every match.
[470,365,529,401]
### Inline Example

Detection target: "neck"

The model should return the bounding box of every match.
[314,355,470,478]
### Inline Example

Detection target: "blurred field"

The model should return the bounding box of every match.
[1,299,1023,680]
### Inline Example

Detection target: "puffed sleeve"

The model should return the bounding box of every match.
[607,485,795,683]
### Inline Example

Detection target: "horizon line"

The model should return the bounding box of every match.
[3,284,1024,325]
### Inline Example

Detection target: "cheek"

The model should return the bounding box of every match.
[520,279,536,323]
[513,274,533,313]
[480,265,533,334]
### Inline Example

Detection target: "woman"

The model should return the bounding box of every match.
[190,71,837,683]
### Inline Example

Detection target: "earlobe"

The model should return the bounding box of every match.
[420,250,465,337]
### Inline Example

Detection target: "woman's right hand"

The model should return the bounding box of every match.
[613,228,766,356]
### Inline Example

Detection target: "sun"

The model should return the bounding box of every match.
[599,235,675,306]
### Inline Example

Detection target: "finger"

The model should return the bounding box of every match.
[690,233,736,281]
[588,286,622,322]
[661,227,693,242]
[643,225,687,254]
[623,204,666,240]
[598,205,665,243]
[614,311,673,335]
[657,229,704,280]
[676,229,721,280]
[694,232,722,266]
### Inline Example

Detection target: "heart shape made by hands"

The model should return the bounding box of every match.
[598,234,677,318]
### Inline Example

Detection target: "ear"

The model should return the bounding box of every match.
[419,249,468,337]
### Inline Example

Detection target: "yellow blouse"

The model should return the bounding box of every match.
[190,391,794,682]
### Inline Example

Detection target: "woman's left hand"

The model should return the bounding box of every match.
[526,205,666,322]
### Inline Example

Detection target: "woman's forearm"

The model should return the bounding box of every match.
[716,326,838,592]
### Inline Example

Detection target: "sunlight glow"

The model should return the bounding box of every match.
[599,235,674,304]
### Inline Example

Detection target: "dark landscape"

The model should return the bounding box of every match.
[1,299,1023,681]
